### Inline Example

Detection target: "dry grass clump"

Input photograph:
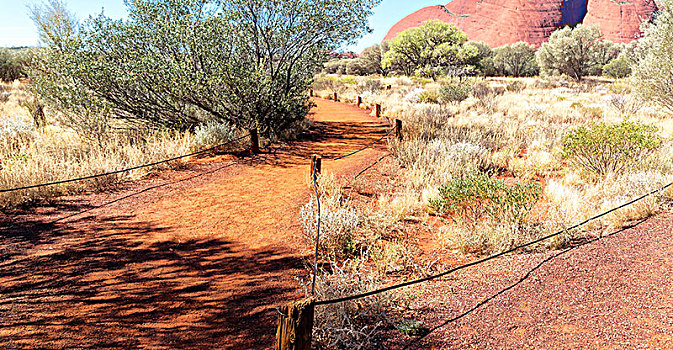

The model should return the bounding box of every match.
[299,173,422,349]
[0,82,244,208]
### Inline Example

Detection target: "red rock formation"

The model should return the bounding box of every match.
[583,0,659,43]
[384,0,658,47]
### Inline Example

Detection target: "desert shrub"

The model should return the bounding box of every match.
[193,121,238,148]
[324,59,350,75]
[301,257,389,350]
[606,93,643,115]
[493,42,539,77]
[431,171,541,253]
[603,56,632,78]
[417,90,440,104]
[301,175,363,260]
[536,25,620,81]
[431,171,541,226]
[438,83,471,104]
[632,0,673,111]
[506,81,526,93]
[31,0,380,136]
[562,121,662,176]
[0,91,9,103]
[0,49,28,82]
[355,79,382,94]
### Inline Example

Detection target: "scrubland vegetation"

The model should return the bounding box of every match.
[304,2,673,347]
[2,0,673,347]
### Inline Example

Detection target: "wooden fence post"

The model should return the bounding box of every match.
[250,128,260,154]
[333,92,338,102]
[357,96,362,106]
[310,154,322,179]
[395,119,403,141]
[276,298,315,350]
[310,89,314,97]
[375,104,382,119]
[386,84,392,90]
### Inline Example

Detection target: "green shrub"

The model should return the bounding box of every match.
[603,56,632,78]
[418,89,440,104]
[0,49,28,82]
[431,171,541,227]
[562,121,662,176]
[438,83,471,104]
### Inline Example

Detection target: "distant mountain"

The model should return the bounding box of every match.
[384,0,659,48]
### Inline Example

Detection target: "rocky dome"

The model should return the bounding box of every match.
[383,0,659,48]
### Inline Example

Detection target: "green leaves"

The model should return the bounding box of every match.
[382,20,477,79]
[632,0,673,111]
[431,171,541,227]
[561,121,662,177]
[30,0,380,136]
[536,24,620,81]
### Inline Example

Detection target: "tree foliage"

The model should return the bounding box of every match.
[633,0,673,111]
[536,24,619,81]
[493,42,538,77]
[382,20,479,80]
[0,49,30,82]
[30,0,380,136]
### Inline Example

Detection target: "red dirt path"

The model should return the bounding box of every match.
[0,99,390,349]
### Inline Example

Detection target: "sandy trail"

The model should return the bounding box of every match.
[0,99,390,349]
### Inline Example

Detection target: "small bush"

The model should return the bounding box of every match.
[0,49,27,83]
[603,56,632,78]
[562,121,662,176]
[431,171,541,227]
[438,83,471,104]
[417,90,440,104]
[193,121,238,148]
[355,79,383,94]
[506,81,526,93]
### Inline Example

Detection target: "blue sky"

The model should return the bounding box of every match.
[0,0,441,50]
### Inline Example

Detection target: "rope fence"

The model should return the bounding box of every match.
[2,92,670,350]
[276,94,673,350]
[0,133,251,194]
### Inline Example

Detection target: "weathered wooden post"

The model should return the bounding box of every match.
[333,92,338,102]
[250,128,260,154]
[310,154,322,179]
[357,96,362,106]
[275,298,315,350]
[375,104,382,119]
[386,84,392,90]
[310,89,314,97]
[395,119,403,141]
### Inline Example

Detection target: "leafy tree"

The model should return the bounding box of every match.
[0,49,29,82]
[633,0,673,111]
[30,0,380,137]
[465,41,497,76]
[536,24,618,81]
[358,44,385,75]
[382,20,479,80]
[493,42,538,77]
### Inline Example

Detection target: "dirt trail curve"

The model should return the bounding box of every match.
[0,99,390,349]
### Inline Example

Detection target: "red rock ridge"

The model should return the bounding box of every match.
[384,0,658,47]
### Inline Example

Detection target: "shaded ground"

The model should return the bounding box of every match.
[0,99,390,349]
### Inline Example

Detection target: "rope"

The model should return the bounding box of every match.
[332,125,396,161]
[315,181,673,306]
[311,161,322,295]
[0,134,249,194]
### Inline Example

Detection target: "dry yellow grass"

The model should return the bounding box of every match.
[313,75,673,252]
[0,81,235,208]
